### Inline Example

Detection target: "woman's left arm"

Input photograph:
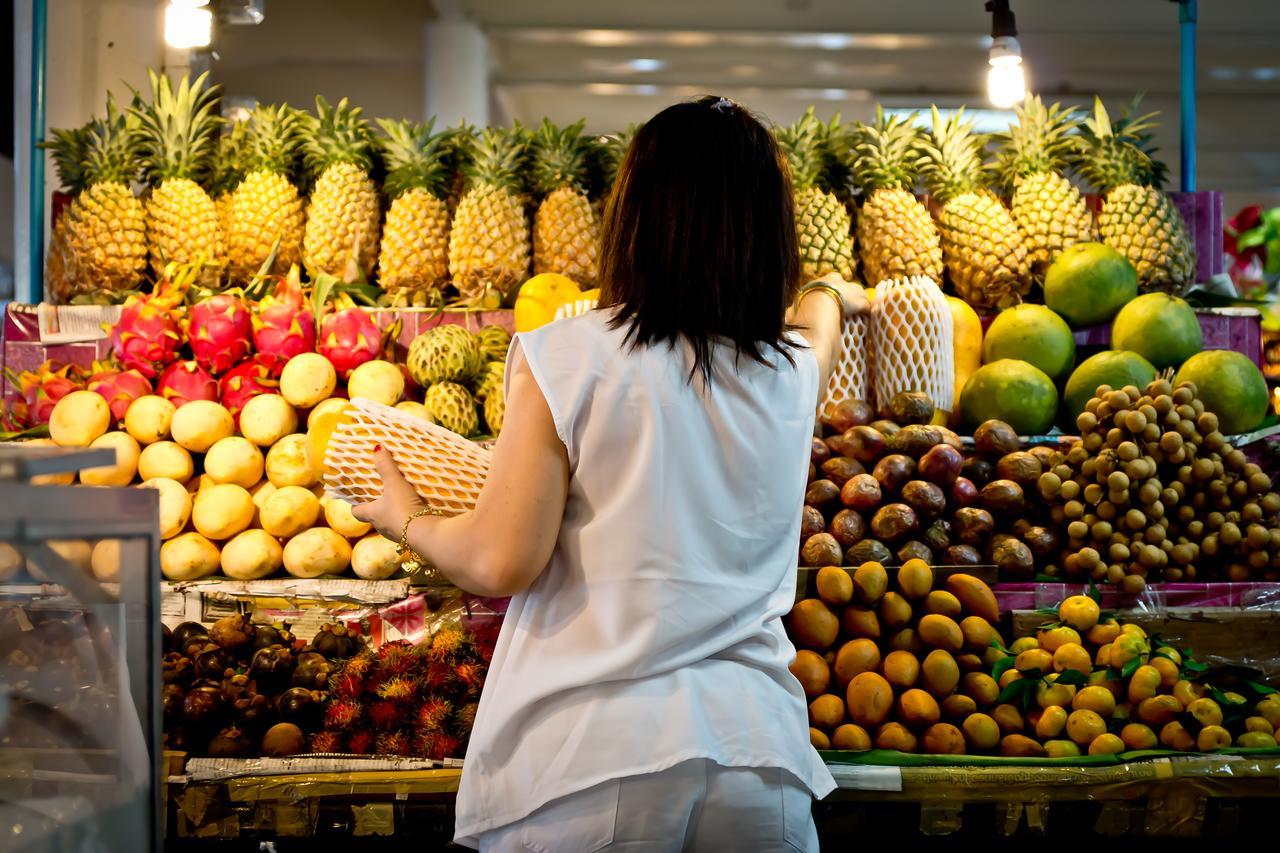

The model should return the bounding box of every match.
[352,357,569,597]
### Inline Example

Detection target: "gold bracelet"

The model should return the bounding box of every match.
[398,506,445,577]
[795,282,846,317]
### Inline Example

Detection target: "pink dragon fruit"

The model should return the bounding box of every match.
[317,300,381,380]
[252,267,316,377]
[156,360,219,408]
[108,284,185,379]
[11,361,86,426]
[219,360,276,420]
[188,294,253,375]
[86,360,154,421]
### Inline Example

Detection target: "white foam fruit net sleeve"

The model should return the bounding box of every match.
[870,276,954,413]
[554,297,599,321]
[819,313,871,421]
[323,398,492,515]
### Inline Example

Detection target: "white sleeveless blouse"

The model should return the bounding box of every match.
[453,309,836,847]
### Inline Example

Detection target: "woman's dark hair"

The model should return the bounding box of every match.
[598,95,801,382]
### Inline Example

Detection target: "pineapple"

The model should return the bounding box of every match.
[210,119,247,268]
[595,124,638,196]
[229,105,306,280]
[447,127,531,307]
[41,122,91,303]
[848,106,944,287]
[776,109,856,281]
[1074,97,1195,293]
[996,95,1097,276]
[376,118,452,303]
[918,106,1030,311]
[530,119,600,287]
[302,96,382,283]
[132,70,223,274]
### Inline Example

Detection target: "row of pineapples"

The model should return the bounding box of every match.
[783,96,1196,310]
[45,71,623,308]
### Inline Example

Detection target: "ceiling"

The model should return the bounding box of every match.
[210,0,1280,209]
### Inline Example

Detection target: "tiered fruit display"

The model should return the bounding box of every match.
[1043,377,1280,587]
[986,593,1278,756]
[317,627,491,760]
[788,561,1006,754]
[163,615,365,757]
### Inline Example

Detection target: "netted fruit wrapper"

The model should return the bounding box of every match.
[322,398,492,515]
[554,297,598,321]
[820,313,872,421]
[870,276,954,413]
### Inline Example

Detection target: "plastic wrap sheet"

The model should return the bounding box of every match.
[334,586,505,650]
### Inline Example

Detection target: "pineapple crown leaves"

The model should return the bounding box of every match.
[994,94,1083,190]
[130,70,223,186]
[1074,95,1166,192]
[79,94,144,187]
[209,118,249,197]
[848,104,924,193]
[375,117,450,200]
[774,108,828,193]
[530,118,592,196]
[461,125,529,195]
[592,123,640,194]
[242,103,303,176]
[42,122,93,194]
[301,95,378,178]
[917,105,995,203]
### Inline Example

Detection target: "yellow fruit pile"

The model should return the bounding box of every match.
[992,594,1279,756]
[788,561,1007,755]
[36,353,420,584]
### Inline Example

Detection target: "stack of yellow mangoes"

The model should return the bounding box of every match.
[990,594,1279,757]
[787,561,1006,755]
[26,352,418,584]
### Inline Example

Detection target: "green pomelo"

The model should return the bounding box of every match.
[959,359,1059,435]
[1110,293,1203,369]
[982,304,1076,381]
[1062,351,1157,424]
[1175,350,1270,435]
[1044,242,1138,328]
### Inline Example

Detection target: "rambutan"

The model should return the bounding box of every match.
[347,730,375,755]
[424,659,454,692]
[455,701,480,733]
[343,650,375,681]
[368,699,408,730]
[329,669,364,701]
[416,731,463,761]
[454,662,485,699]
[414,697,453,734]
[375,731,412,756]
[376,675,418,704]
[323,698,362,731]
[428,628,466,662]
[308,731,344,754]
[377,640,419,678]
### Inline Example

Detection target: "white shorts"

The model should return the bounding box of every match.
[476,758,820,852]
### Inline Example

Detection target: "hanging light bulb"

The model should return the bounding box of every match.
[165,0,213,50]
[985,0,1026,108]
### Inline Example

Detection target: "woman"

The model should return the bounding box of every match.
[354,96,866,851]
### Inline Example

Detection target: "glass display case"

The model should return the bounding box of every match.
[0,448,162,853]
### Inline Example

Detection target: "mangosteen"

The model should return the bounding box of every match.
[811,436,832,467]
[917,444,964,486]
[801,533,843,568]
[221,669,257,703]
[954,507,995,545]
[901,480,947,519]
[996,451,1043,489]
[870,503,918,542]
[840,474,882,512]
[251,623,295,652]
[896,540,933,565]
[845,425,888,464]
[171,622,211,658]
[828,509,866,549]
[261,722,305,757]
[990,536,1035,579]
[276,687,324,729]
[250,645,296,691]
[162,622,173,653]
[980,479,1026,515]
[973,420,1020,458]
[823,399,876,434]
[805,479,841,511]
[208,725,252,758]
[960,458,994,486]
[292,651,334,689]
[821,456,865,487]
[163,652,194,686]
[162,683,185,721]
[882,391,935,426]
[181,683,227,727]
[847,539,893,566]
[801,506,826,539]
[872,454,916,494]
[192,644,237,681]
[233,691,276,734]
[209,613,254,651]
[922,519,953,553]
[945,544,983,566]
[893,425,944,459]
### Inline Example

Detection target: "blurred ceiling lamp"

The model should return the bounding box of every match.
[985,0,1026,108]
[165,0,213,50]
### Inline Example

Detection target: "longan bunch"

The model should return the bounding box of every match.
[1038,378,1280,590]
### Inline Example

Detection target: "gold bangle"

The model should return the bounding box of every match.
[398,506,445,577]
[796,282,846,316]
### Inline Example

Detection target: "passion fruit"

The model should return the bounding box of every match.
[974,420,1020,458]
[883,390,935,426]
